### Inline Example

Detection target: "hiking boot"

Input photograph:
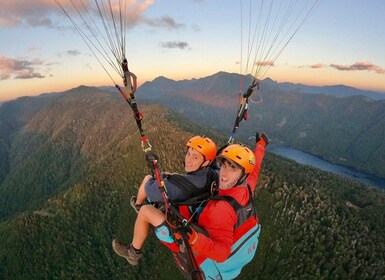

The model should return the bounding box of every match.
[130,196,142,214]
[112,239,142,266]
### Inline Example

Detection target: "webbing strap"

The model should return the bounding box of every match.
[211,185,257,229]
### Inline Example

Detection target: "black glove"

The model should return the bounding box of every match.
[145,151,159,170]
[176,226,199,245]
[256,132,269,147]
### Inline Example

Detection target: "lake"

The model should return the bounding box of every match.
[268,145,385,190]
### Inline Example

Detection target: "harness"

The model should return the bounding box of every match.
[210,185,257,229]
[169,185,261,280]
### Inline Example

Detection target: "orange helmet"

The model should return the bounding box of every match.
[217,144,255,174]
[186,135,217,161]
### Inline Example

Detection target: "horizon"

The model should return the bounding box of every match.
[1,71,384,103]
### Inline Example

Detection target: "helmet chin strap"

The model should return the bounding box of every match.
[234,171,248,187]
[221,169,248,189]
[198,155,209,170]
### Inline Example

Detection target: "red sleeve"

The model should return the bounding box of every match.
[192,200,236,262]
[246,143,265,193]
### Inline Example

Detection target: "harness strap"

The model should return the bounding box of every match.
[211,185,257,229]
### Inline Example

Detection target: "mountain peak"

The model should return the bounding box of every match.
[152,76,175,83]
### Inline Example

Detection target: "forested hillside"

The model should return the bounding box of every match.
[137,71,385,178]
[0,87,384,279]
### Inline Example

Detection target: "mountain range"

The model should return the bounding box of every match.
[126,71,385,179]
[268,78,385,100]
[100,71,385,101]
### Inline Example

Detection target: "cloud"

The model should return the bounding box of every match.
[160,41,189,50]
[0,56,45,80]
[66,50,80,56]
[145,16,185,30]
[310,63,325,69]
[28,45,41,52]
[255,61,274,67]
[56,50,86,58]
[330,61,385,74]
[191,24,201,32]
[302,62,384,75]
[0,0,57,27]
[26,17,54,28]
[298,63,325,69]
[114,0,154,27]
[0,0,154,28]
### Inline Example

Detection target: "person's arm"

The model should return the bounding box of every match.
[191,201,237,262]
[247,132,268,193]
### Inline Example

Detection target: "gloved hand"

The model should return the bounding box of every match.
[145,151,159,170]
[176,226,199,246]
[256,132,269,147]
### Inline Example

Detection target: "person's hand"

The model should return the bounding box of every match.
[256,132,269,147]
[176,226,199,245]
[145,151,159,170]
[162,171,176,179]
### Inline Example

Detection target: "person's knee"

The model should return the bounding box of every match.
[142,175,152,184]
[139,205,164,226]
[139,204,152,216]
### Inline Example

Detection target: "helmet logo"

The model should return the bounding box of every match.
[249,155,255,165]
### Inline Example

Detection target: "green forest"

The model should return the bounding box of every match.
[0,87,384,279]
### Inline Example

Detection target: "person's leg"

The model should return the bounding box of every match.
[112,205,165,265]
[136,175,152,205]
[130,175,152,213]
[132,205,165,249]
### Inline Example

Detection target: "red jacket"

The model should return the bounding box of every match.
[192,142,265,262]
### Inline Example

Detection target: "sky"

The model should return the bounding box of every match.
[0,0,385,102]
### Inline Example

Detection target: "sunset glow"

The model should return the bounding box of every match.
[1,0,384,102]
